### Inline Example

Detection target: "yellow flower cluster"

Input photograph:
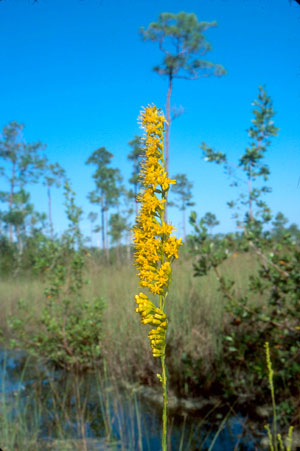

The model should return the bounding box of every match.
[135,293,167,357]
[133,105,182,296]
[133,105,182,358]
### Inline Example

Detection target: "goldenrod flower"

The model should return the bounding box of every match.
[133,105,181,451]
[133,105,182,357]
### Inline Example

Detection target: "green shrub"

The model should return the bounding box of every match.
[9,296,105,371]
[9,182,106,371]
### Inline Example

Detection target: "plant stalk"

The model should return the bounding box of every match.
[160,354,168,451]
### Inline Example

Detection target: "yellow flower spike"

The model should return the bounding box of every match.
[133,105,182,451]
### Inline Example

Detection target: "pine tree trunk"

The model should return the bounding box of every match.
[165,75,173,177]
[135,183,138,217]
[165,74,173,222]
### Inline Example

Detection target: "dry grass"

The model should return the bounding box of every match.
[1,252,263,384]
[0,277,44,335]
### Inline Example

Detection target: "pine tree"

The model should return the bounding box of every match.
[43,162,66,238]
[127,135,143,216]
[86,147,122,259]
[0,121,46,243]
[202,86,279,231]
[272,212,289,240]
[202,212,220,235]
[140,12,225,176]
[87,211,98,245]
[170,173,194,241]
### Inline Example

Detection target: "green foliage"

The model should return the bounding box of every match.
[86,147,123,255]
[10,295,105,372]
[127,136,143,206]
[9,182,106,371]
[272,212,289,240]
[170,173,194,211]
[201,86,278,227]
[0,235,17,274]
[202,212,220,234]
[140,12,225,80]
[190,212,300,412]
[42,161,66,238]
[0,215,49,276]
[191,88,299,422]
[43,162,65,191]
[189,211,233,277]
[202,143,227,165]
[0,121,46,246]
[108,212,128,245]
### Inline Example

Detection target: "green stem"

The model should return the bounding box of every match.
[265,342,278,451]
[160,354,168,451]
[270,376,278,451]
[159,291,167,450]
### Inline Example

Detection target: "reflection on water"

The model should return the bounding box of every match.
[0,349,260,450]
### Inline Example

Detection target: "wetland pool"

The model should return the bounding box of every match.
[0,349,263,450]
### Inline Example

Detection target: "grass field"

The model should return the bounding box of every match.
[0,251,262,392]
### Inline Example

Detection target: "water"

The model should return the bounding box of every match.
[0,349,261,450]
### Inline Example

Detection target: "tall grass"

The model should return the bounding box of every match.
[0,351,146,450]
[1,251,263,385]
[0,277,42,335]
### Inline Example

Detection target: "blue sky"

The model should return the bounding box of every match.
[0,0,299,242]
